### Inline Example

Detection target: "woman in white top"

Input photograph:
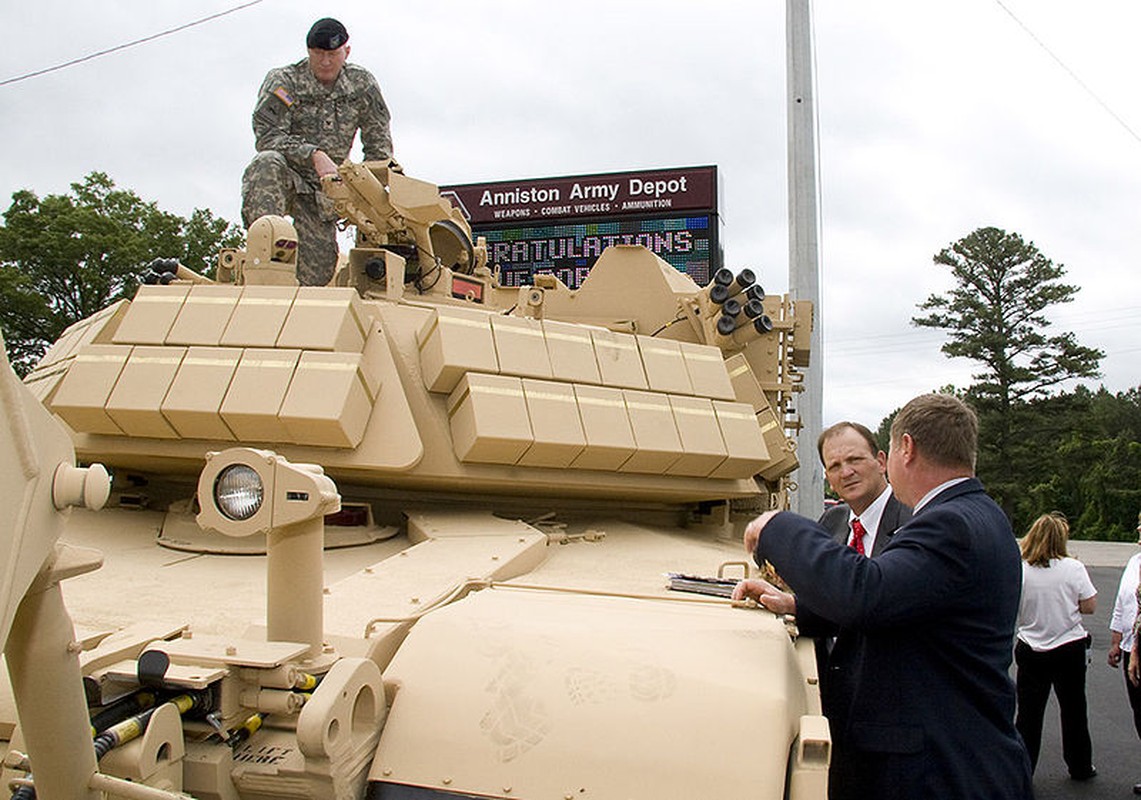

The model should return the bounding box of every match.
[1110,517,1141,716]
[1015,512,1097,780]
[1116,512,1141,794]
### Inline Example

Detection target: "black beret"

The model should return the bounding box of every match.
[307,18,349,50]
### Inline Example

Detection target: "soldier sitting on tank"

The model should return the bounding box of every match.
[241,17,397,287]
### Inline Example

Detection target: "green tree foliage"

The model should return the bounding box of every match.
[1021,387,1141,540]
[0,172,243,375]
[911,227,1105,525]
[914,227,1104,407]
[877,385,1141,539]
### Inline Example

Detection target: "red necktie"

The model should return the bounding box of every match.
[850,518,868,556]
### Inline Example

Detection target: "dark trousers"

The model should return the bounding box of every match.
[1014,637,1094,776]
[1121,654,1141,739]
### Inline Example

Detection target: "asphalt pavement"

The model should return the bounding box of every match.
[1024,541,1139,799]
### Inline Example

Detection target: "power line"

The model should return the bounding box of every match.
[0,0,266,88]
[824,302,1141,357]
[993,0,1141,146]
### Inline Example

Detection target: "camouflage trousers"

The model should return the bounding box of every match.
[241,151,338,286]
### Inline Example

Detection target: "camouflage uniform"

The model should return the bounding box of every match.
[241,58,392,285]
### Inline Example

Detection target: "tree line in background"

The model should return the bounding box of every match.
[0,179,1137,539]
[875,227,1140,540]
[876,383,1141,541]
[0,172,243,376]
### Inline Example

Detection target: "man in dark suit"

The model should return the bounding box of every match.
[812,422,913,721]
[734,394,1032,799]
[817,421,911,556]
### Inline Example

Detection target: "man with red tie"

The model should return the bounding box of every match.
[816,421,911,557]
[736,420,911,795]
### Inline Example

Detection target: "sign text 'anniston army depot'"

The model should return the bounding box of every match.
[440,166,721,289]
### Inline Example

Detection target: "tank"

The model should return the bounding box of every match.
[1,162,825,800]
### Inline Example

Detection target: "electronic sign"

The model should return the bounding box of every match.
[441,166,720,288]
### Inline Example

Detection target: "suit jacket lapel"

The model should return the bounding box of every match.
[871,494,912,557]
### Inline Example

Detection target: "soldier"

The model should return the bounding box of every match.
[241,17,395,286]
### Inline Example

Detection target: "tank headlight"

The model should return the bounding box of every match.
[213,464,264,521]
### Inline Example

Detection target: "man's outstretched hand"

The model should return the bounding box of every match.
[732,578,796,614]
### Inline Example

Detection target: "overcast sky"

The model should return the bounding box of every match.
[1,0,1138,429]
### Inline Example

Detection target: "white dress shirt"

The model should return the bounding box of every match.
[848,484,894,555]
[913,476,971,513]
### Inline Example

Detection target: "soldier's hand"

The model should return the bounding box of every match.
[312,150,339,178]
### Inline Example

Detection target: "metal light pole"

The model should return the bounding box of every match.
[787,0,824,519]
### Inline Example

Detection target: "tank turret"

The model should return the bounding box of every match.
[23,162,811,515]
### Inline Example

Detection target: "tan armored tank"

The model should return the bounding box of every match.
[2,162,825,800]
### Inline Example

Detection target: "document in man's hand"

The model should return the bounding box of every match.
[665,573,739,598]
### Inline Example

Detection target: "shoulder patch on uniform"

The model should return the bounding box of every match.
[272,86,295,106]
